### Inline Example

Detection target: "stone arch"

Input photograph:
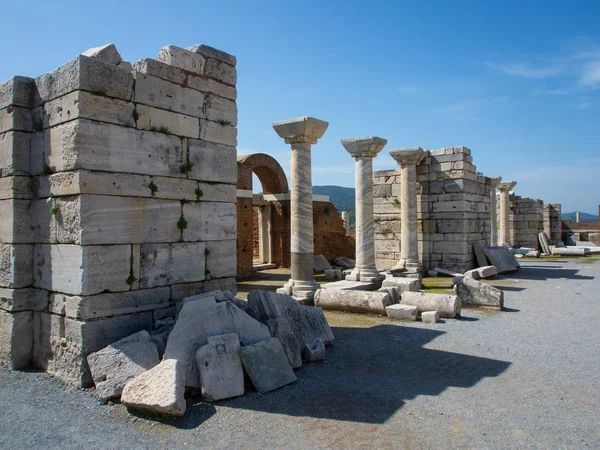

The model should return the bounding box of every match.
[237,153,289,194]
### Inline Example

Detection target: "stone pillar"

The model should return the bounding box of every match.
[341,137,387,282]
[258,205,272,263]
[497,181,516,247]
[489,177,502,246]
[389,148,426,273]
[341,211,350,231]
[273,116,328,301]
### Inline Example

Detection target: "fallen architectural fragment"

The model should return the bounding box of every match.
[302,338,325,362]
[239,338,297,394]
[266,318,302,369]
[196,333,244,402]
[313,255,332,273]
[314,288,394,315]
[483,247,520,273]
[421,311,440,324]
[455,277,504,310]
[385,304,418,321]
[400,291,461,318]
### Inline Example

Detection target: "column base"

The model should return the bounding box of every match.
[276,279,320,304]
[345,267,385,283]
[390,261,422,279]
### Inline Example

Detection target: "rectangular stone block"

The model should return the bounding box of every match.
[49,287,170,320]
[0,106,33,133]
[0,309,33,369]
[157,45,206,74]
[0,199,52,243]
[375,240,400,252]
[205,240,236,279]
[203,59,236,86]
[0,176,30,199]
[46,120,184,177]
[187,44,237,66]
[134,72,205,118]
[55,195,182,244]
[133,58,187,85]
[34,244,131,295]
[139,242,206,288]
[187,75,237,101]
[170,277,237,302]
[0,244,33,288]
[0,287,47,312]
[0,76,35,109]
[0,131,31,177]
[35,55,133,105]
[198,119,237,146]
[136,104,200,139]
[188,139,237,184]
[204,95,237,127]
[184,202,236,242]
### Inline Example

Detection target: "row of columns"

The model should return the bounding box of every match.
[272,115,517,301]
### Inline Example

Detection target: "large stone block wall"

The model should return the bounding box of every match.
[543,203,562,244]
[374,146,493,272]
[506,195,544,249]
[0,44,238,386]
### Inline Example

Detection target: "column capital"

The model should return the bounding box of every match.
[341,136,387,158]
[497,181,516,192]
[389,147,426,166]
[490,177,502,188]
[272,116,329,145]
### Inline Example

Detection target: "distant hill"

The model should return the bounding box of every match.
[561,212,598,223]
[313,185,356,228]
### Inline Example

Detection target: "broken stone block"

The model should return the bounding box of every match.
[401,291,461,318]
[81,44,123,66]
[313,255,332,273]
[149,322,174,359]
[164,301,270,387]
[0,309,33,369]
[247,290,335,347]
[483,247,519,273]
[382,277,422,293]
[186,44,237,67]
[203,58,237,86]
[324,269,342,281]
[472,242,489,267]
[421,311,440,324]
[385,304,418,321]
[0,287,47,312]
[464,269,481,280]
[196,333,244,402]
[157,45,206,75]
[332,257,355,269]
[455,276,504,310]
[551,247,585,256]
[239,338,297,394]
[121,359,186,417]
[266,318,302,369]
[302,338,325,362]
[378,286,400,304]
[477,266,498,278]
[86,330,160,402]
[314,288,393,315]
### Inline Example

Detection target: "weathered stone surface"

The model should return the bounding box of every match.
[240,338,297,393]
[313,254,332,273]
[198,119,237,146]
[186,44,237,66]
[314,288,393,315]
[379,286,400,304]
[183,202,236,242]
[382,277,422,293]
[247,290,335,347]
[0,309,33,369]
[205,240,237,279]
[0,244,33,288]
[164,301,270,387]
[0,287,47,312]
[302,338,325,362]
[187,76,237,101]
[133,58,187,85]
[134,72,205,118]
[187,139,237,184]
[0,76,35,109]
[483,247,519,273]
[0,176,31,200]
[0,199,51,244]
[0,131,31,177]
[0,106,32,133]
[196,333,244,402]
[136,104,200,139]
[204,95,237,126]
[139,242,206,288]
[401,291,461,318]
[157,45,205,75]
[266,318,302,369]
[551,247,586,256]
[177,293,216,315]
[82,44,123,65]
[203,59,237,86]
[324,269,343,281]
[385,304,418,321]
[121,359,186,416]
[169,277,237,302]
[332,257,355,269]
[473,242,489,267]
[87,330,159,401]
[421,310,440,324]
[456,276,504,310]
[464,268,482,280]
[476,265,498,278]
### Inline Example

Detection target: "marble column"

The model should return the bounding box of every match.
[489,177,502,246]
[497,181,516,247]
[341,137,387,282]
[341,211,350,231]
[273,116,328,301]
[258,205,272,263]
[389,148,426,272]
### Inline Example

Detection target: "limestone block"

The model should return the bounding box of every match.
[247,290,335,347]
[455,276,503,310]
[401,291,461,318]
[0,76,35,109]
[33,244,131,295]
[46,120,183,177]
[203,59,237,86]
[205,240,237,279]
[204,95,237,126]
[196,333,244,402]
[0,288,47,312]
[302,338,325,362]
[188,139,237,184]
[35,55,133,105]
[187,44,237,66]
[433,241,471,254]
[0,131,31,176]
[0,309,33,369]
[379,286,400,304]
[139,242,206,288]
[40,90,134,129]
[157,45,206,75]
[187,76,237,101]
[196,182,236,203]
[0,199,51,244]
[133,58,187,85]
[313,254,332,273]
[551,247,585,256]
[82,44,123,65]
[87,330,159,401]
[199,119,237,146]
[134,72,205,118]
[266,318,302,369]
[476,266,498,278]
[483,247,519,273]
[0,244,33,288]
[121,359,186,416]
[49,287,169,320]
[464,269,481,280]
[136,104,200,139]
[385,304,418,321]
[0,106,32,133]
[56,195,182,245]
[421,310,440,324]
[169,277,237,302]
[314,289,393,315]
[0,176,30,200]
[373,184,392,198]
[164,301,270,387]
[324,269,343,281]
[183,202,236,242]
[239,338,296,393]
[375,240,400,252]
[473,242,489,267]
[382,277,421,293]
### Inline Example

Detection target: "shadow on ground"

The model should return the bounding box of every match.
[507,264,594,281]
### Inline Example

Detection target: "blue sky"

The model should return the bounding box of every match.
[2,0,599,213]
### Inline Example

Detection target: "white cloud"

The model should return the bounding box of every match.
[530,87,572,96]
[485,61,565,79]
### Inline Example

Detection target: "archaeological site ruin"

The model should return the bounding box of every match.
[1,42,598,417]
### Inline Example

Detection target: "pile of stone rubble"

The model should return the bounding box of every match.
[86,290,334,416]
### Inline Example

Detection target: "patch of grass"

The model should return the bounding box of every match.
[579,256,600,264]
[176,216,188,232]
[393,198,400,205]
[180,163,194,175]
[131,107,139,122]
[148,181,158,197]
[50,207,59,216]
[205,268,211,276]
[149,125,170,134]
[195,188,203,201]
[421,277,453,289]
[126,255,137,286]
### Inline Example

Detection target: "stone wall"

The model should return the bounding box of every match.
[0,44,238,386]
[543,203,562,244]
[374,146,493,273]
[506,196,544,249]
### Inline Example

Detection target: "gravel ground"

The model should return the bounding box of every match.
[1,258,599,449]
